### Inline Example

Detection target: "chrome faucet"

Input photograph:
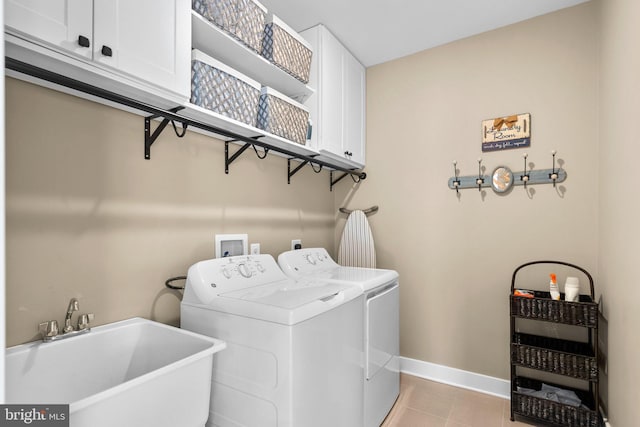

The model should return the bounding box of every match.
[63,298,79,333]
[39,298,94,342]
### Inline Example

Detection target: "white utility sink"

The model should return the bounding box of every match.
[5,317,226,427]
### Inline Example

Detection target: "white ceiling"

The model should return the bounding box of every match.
[258,0,591,67]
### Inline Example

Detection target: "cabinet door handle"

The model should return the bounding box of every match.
[101,45,113,57]
[344,151,353,157]
[77,35,90,48]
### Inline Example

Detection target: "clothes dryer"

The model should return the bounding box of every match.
[181,254,364,427]
[278,248,400,427]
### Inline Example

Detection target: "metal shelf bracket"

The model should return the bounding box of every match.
[144,107,186,160]
[224,136,267,174]
[330,170,367,191]
[224,141,251,174]
[330,171,349,191]
[287,159,309,184]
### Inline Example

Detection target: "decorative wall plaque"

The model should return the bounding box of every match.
[482,113,531,152]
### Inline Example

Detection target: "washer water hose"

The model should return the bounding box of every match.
[165,276,187,290]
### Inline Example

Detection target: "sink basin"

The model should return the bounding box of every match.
[6,317,226,427]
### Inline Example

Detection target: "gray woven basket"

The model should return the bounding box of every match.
[257,88,309,145]
[191,59,260,126]
[262,21,312,84]
[193,0,266,53]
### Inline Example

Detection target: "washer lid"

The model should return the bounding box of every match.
[219,278,349,310]
[309,267,399,291]
[194,277,362,325]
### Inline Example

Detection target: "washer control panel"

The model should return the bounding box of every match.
[278,248,339,278]
[184,254,288,305]
[219,257,268,279]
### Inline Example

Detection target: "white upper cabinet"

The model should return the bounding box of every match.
[342,49,366,166]
[5,0,191,100]
[5,0,93,60]
[301,25,366,168]
[92,0,190,97]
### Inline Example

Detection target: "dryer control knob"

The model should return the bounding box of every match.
[238,263,252,278]
[305,254,317,265]
[221,267,232,279]
[256,263,265,273]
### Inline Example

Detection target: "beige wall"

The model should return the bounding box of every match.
[5,77,335,346]
[598,0,640,424]
[336,2,599,380]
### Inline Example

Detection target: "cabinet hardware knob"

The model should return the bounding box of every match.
[77,35,90,48]
[344,151,353,157]
[101,45,113,57]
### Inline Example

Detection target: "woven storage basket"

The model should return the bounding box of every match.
[512,333,598,380]
[191,49,261,126]
[261,14,313,84]
[257,86,309,145]
[513,377,600,427]
[192,0,267,53]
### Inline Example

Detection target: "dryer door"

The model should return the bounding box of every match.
[365,283,399,380]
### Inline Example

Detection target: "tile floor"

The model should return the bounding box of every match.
[381,374,531,427]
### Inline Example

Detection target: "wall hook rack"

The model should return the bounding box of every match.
[6,57,367,192]
[447,152,566,193]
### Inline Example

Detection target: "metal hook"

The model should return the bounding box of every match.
[252,144,269,159]
[521,153,530,189]
[549,150,558,187]
[452,160,460,194]
[476,158,484,191]
[171,120,188,138]
[311,163,323,173]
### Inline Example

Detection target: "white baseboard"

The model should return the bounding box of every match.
[399,356,510,399]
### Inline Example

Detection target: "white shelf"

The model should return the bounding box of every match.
[178,102,319,158]
[316,149,364,170]
[191,11,314,103]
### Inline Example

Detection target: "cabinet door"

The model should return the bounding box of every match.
[343,50,365,166]
[5,0,93,60]
[93,0,190,97]
[318,27,345,156]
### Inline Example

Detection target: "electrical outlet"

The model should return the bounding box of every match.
[291,239,302,250]
[250,243,260,255]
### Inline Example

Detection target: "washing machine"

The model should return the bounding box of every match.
[180,254,364,427]
[278,248,400,427]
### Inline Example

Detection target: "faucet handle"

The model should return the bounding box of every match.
[39,320,59,339]
[77,313,94,330]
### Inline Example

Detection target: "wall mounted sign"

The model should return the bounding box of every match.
[482,113,531,152]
